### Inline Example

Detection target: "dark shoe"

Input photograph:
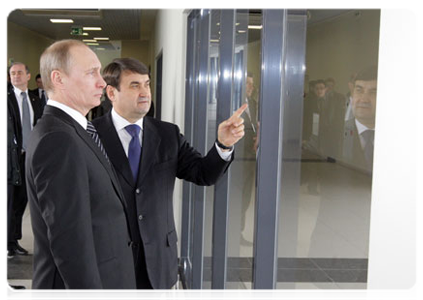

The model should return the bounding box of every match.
[7,249,16,259]
[14,243,28,255]
[5,282,25,296]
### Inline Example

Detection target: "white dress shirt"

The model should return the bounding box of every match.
[47,100,88,130]
[13,86,34,129]
[355,119,374,149]
[111,108,232,161]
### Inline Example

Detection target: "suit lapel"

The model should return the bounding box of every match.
[43,106,127,210]
[137,117,161,186]
[28,92,42,125]
[8,90,22,136]
[95,113,135,188]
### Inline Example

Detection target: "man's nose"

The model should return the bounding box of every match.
[97,76,106,89]
[139,87,149,96]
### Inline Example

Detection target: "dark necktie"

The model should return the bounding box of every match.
[125,124,141,181]
[86,121,109,163]
[41,90,47,106]
[21,92,31,150]
[361,130,374,167]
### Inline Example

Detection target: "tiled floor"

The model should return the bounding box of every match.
[8,206,33,289]
[8,154,372,290]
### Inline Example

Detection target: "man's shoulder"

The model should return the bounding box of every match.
[28,89,40,100]
[91,112,112,131]
[144,117,180,136]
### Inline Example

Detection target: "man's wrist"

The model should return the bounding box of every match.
[216,138,234,151]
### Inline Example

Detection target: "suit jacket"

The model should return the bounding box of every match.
[342,118,373,174]
[31,87,48,112]
[93,112,232,289]
[5,81,22,185]
[7,87,43,152]
[26,106,136,289]
[237,97,258,160]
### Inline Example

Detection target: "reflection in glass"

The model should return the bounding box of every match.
[226,9,262,289]
[294,9,380,289]
[203,10,221,288]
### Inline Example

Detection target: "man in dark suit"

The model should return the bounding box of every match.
[342,66,378,174]
[92,58,247,289]
[32,73,48,112]
[4,51,25,296]
[26,40,136,289]
[7,62,42,258]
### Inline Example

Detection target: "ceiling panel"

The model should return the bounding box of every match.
[8,9,153,41]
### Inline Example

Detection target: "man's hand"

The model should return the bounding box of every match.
[217,103,248,149]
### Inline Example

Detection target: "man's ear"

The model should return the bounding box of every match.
[106,85,116,102]
[51,70,64,89]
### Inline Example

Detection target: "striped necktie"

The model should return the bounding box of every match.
[86,121,109,163]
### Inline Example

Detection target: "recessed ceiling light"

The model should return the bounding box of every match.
[83,39,97,42]
[248,25,263,30]
[94,37,109,41]
[83,33,89,36]
[85,43,99,46]
[96,48,105,50]
[50,19,74,23]
[83,27,102,31]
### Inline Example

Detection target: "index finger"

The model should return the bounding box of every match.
[232,103,248,119]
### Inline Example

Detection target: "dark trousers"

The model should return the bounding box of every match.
[5,184,14,245]
[8,153,27,249]
[133,242,153,289]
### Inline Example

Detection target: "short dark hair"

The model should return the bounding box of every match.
[9,62,30,74]
[315,79,326,87]
[103,58,149,91]
[35,73,41,80]
[325,77,335,84]
[354,65,378,84]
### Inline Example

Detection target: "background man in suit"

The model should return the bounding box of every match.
[342,66,378,173]
[26,40,136,289]
[4,54,25,296]
[93,58,246,289]
[7,62,42,259]
[239,72,258,245]
[32,73,48,111]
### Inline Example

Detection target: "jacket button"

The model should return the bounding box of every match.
[136,188,140,194]
[138,215,144,221]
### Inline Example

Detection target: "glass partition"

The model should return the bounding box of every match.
[276,9,380,289]
[226,9,262,289]
[203,10,221,288]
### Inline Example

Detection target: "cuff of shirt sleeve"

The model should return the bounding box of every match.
[215,143,233,161]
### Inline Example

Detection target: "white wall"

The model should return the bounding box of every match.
[367,9,419,291]
[154,9,188,241]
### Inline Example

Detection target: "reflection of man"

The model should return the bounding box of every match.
[239,73,258,244]
[344,72,357,121]
[314,79,326,99]
[26,40,136,289]
[92,58,246,289]
[7,62,42,259]
[343,66,377,172]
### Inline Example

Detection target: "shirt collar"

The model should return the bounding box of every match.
[355,119,373,135]
[47,99,88,130]
[13,85,28,98]
[111,108,144,132]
